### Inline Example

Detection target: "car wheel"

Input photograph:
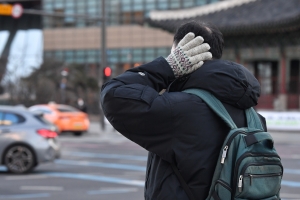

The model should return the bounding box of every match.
[4,145,36,174]
[73,131,83,136]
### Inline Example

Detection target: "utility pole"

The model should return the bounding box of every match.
[99,0,106,130]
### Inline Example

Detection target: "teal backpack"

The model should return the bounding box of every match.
[173,89,283,200]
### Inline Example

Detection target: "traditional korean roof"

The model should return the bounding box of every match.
[148,0,300,36]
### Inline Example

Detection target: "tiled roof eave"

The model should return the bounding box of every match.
[148,15,300,36]
[149,0,258,21]
[218,16,300,36]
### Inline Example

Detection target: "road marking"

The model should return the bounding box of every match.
[87,187,138,195]
[0,166,7,171]
[0,193,50,199]
[6,175,48,180]
[281,180,300,188]
[63,152,147,161]
[285,169,300,175]
[20,186,64,191]
[43,172,144,187]
[55,159,146,171]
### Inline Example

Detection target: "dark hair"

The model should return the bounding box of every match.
[173,21,224,59]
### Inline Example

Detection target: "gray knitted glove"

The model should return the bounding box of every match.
[166,32,212,78]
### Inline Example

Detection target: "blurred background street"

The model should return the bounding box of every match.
[1,0,300,199]
[0,118,299,200]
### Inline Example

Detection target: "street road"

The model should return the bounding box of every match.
[0,121,299,200]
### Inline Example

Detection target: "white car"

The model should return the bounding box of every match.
[0,105,60,174]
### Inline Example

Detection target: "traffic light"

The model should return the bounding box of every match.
[103,66,112,82]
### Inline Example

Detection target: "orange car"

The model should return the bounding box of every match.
[29,103,90,136]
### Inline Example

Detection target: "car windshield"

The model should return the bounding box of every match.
[29,107,52,114]
[34,114,52,125]
[56,106,79,113]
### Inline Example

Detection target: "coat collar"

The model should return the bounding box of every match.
[168,59,261,109]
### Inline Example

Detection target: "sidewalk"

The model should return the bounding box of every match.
[88,114,100,122]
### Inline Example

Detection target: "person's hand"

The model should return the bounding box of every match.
[166,32,212,78]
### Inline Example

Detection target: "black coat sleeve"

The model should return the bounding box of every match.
[100,57,176,162]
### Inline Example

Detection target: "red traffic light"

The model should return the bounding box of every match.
[104,67,112,77]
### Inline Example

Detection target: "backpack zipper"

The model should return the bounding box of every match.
[238,175,243,192]
[236,162,283,194]
[246,173,282,185]
[220,130,260,164]
[221,146,228,164]
[238,172,282,192]
[232,153,282,199]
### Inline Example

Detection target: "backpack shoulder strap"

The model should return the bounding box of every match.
[245,107,264,131]
[184,88,264,131]
[183,88,237,130]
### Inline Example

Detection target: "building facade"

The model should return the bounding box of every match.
[42,0,300,110]
[148,0,300,111]
[42,0,221,77]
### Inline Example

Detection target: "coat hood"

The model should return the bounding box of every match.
[169,59,261,109]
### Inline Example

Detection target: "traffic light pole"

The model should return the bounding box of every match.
[99,0,106,131]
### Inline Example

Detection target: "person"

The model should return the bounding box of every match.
[100,21,266,199]
[77,98,87,113]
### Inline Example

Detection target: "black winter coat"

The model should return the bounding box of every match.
[100,57,266,200]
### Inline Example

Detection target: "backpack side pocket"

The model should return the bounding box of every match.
[235,162,283,199]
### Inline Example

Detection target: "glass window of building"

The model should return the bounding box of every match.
[75,50,86,64]
[43,0,53,11]
[107,49,119,64]
[54,0,64,9]
[87,0,98,15]
[183,0,195,8]
[64,0,74,26]
[44,51,53,58]
[76,0,86,14]
[109,0,121,25]
[121,0,132,12]
[53,8,65,27]
[132,48,143,62]
[55,50,64,61]
[145,48,155,62]
[145,0,156,15]
[87,50,99,63]
[76,19,87,27]
[109,0,120,8]
[43,17,52,28]
[157,48,169,58]
[170,0,181,9]
[288,60,300,94]
[65,0,74,7]
[196,0,207,6]
[133,0,144,11]
[251,61,279,99]
[65,51,74,63]
[120,48,132,63]
[158,0,169,10]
